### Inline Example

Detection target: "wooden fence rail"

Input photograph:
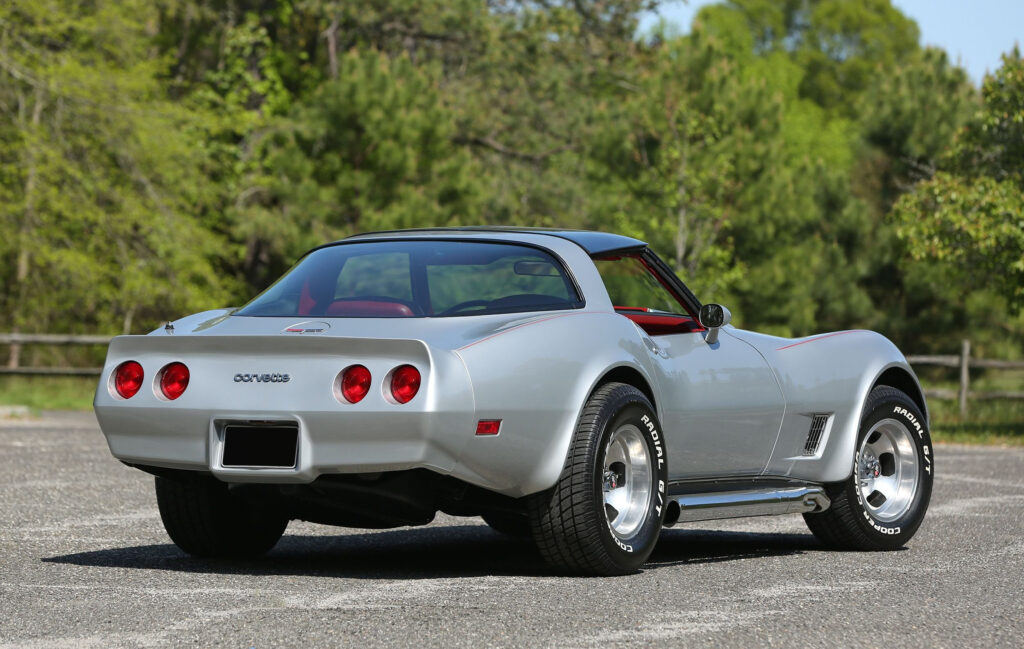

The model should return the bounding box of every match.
[0,333,114,345]
[1,334,1022,418]
[1,333,111,377]
[904,340,1023,418]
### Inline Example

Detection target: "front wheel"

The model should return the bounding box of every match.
[527,382,668,575]
[804,386,933,550]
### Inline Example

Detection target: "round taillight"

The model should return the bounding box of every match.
[390,365,421,404]
[159,362,190,400]
[340,365,372,403]
[114,361,144,399]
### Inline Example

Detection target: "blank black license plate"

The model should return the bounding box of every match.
[222,425,298,468]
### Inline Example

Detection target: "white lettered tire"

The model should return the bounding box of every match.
[804,386,933,550]
[527,382,668,575]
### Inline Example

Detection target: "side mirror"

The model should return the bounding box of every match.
[698,303,732,345]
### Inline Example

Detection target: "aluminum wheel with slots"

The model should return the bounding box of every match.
[857,418,919,522]
[602,423,653,539]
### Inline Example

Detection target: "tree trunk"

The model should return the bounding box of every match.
[122,305,136,336]
[8,88,45,369]
[324,18,339,80]
[674,203,687,270]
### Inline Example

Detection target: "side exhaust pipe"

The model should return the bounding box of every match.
[663,485,830,527]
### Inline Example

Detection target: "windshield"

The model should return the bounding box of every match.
[236,240,582,318]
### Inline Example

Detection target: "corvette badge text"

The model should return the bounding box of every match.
[282,321,331,335]
[234,373,291,383]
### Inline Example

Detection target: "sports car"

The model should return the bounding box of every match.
[94,228,933,575]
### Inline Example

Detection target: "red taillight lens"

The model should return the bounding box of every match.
[390,365,421,404]
[114,361,144,399]
[159,362,190,400]
[340,365,372,403]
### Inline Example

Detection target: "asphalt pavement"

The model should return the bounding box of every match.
[2,411,1022,648]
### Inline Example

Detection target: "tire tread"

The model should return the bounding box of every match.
[155,474,287,558]
[803,385,930,551]
[527,382,657,575]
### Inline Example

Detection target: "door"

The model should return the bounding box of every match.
[593,254,785,480]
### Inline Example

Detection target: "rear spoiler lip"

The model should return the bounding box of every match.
[105,334,431,358]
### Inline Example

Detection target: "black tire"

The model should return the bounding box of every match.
[804,386,933,550]
[155,474,288,558]
[526,382,668,576]
[481,511,531,538]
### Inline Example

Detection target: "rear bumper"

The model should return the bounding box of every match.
[96,404,478,484]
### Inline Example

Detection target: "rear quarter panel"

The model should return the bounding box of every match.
[454,310,660,496]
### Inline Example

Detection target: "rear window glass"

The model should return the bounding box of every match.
[236,240,581,318]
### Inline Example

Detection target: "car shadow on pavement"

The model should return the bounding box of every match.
[649,528,819,568]
[43,525,825,579]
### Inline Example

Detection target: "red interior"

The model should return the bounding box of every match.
[299,281,316,315]
[298,280,414,316]
[618,311,703,336]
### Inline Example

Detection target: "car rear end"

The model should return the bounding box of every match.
[94,332,476,483]
[94,235,595,502]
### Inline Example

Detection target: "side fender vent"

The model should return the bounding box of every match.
[803,414,830,456]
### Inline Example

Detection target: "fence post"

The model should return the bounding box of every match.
[6,327,20,369]
[958,339,971,419]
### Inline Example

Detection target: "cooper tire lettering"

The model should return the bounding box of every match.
[527,382,667,575]
[804,386,932,551]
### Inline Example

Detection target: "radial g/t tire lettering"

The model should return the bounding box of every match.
[804,386,933,550]
[527,382,668,576]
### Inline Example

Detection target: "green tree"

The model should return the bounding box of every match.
[894,50,1024,311]
[0,0,234,349]
[254,50,482,266]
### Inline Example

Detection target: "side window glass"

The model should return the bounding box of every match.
[594,257,686,314]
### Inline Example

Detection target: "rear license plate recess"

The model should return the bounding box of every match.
[222,423,299,468]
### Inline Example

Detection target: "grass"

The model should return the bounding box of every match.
[0,374,1021,446]
[920,368,1024,446]
[0,376,98,412]
[929,398,1024,446]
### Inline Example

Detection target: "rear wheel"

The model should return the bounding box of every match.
[804,386,933,550]
[155,474,288,558]
[527,382,667,575]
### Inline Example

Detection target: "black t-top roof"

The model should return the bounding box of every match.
[346,227,647,256]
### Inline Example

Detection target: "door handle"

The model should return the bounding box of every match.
[643,337,669,358]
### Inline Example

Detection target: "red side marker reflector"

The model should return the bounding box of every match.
[476,420,501,436]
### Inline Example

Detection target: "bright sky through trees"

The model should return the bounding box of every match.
[643,0,1024,84]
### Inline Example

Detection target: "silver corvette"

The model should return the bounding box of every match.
[94,228,933,575]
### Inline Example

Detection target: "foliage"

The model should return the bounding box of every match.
[894,49,1024,311]
[0,0,234,339]
[0,0,1019,368]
